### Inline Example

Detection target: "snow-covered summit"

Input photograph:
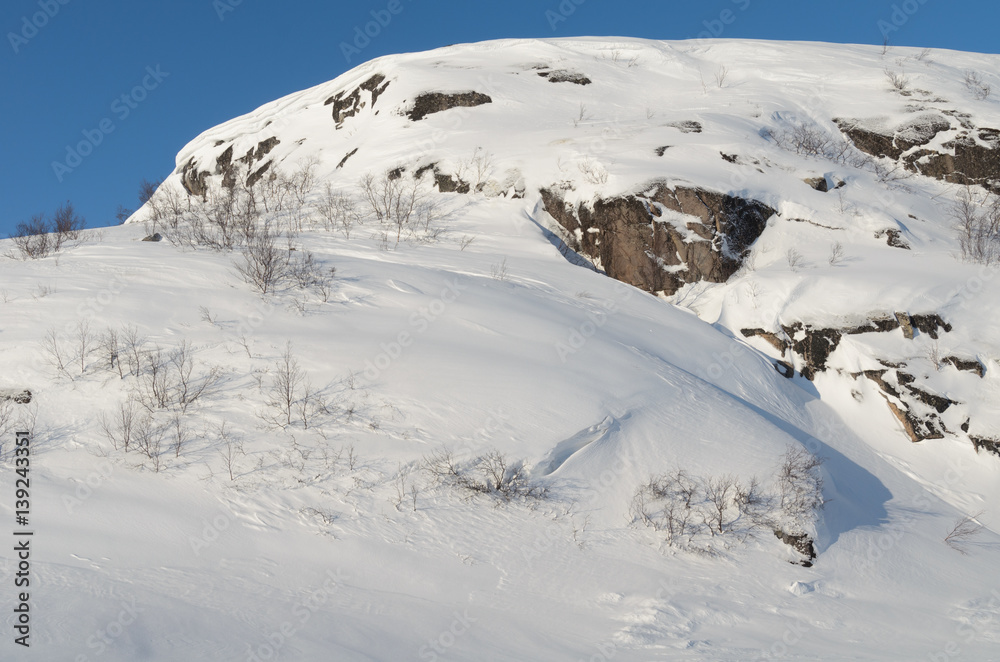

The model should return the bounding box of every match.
[2,38,1000,660]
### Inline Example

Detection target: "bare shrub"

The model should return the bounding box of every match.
[121,324,146,377]
[268,342,304,427]
[358,170,434,246]
[490,258,509,281]
[422,448,546,503]
[52,201,85,249]
[42,328,71,378]
[317,184,360,238]
[786,248,805,271]
[170,340,223,412]
[11,215,54,259]
[775,445,824,534]
[75,320,95,375]
[133,414,165,467]
[944,511,984,554]
[578,158,609,185]
[169,413,189,458]
[884,67,910,92]
[828,241,845,266]
[714,65,729,88]
[98,397,141,452]
[631,450,819,551]
[139,346,172,410]
[963,70,992,100]
[953,186,1000,266]
[233,225,290,294]
[99,327,124,378]
[216,422,244,481]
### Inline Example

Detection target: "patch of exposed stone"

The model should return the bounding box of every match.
[325,74,389,129]
[0,389,32,404]
[665,120,702,134]
[944,356,985,377]
[407,91,492,121]
[541,183,776,295]
[874,228,911,250]
[773,530,816,567]
[179,157,210,198]
[536,69,591,85]
[971,436,1000,458]
[835,113,1000,191]
[337,148,359,170]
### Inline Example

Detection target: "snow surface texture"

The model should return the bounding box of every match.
[1,38,1000,660]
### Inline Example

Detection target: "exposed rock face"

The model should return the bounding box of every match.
[666,120,702,134]
[972,436,1000,457]
[325,74,390,129]
[738,314,992,447]
[541,183,776,295]
[859,368,957,442]
[774,530,816,566]
[0,389,32,404]
[336,148,359,169]
[433,169,470,194]
[742,312,951,380]
[803,176,828,192]
[874,228,911,250]
[909,313,952,339]
[834,115,951,160]
[782,324,842,380]
[536,69,591,85]
[179,157,210,198]
[944,356,985,377]
[407,91,492,121]
[835,114,1000,191]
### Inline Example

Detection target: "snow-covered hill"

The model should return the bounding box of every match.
[2,37,1000,660]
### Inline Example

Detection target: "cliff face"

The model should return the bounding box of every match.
[541,184,776,295]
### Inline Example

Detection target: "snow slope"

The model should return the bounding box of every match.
[1,37,999,660]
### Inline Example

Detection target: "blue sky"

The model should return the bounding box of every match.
[2,0,997,238]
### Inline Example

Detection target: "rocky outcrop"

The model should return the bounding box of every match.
[774,530,816,566]
[433,170,470,194]
[179,157,210,198]
[541,183,776,295]
[666,120,702,134]
[407,91,492,121]
[0,389,32,404]
[325,74,390,129]
[834,115,951,161]
[836,114,1000,191]
[859,368,957,442]
[336,148,359,170]
[971,436,1000,457]
[536,69,591,85]
[944,356,985,377]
